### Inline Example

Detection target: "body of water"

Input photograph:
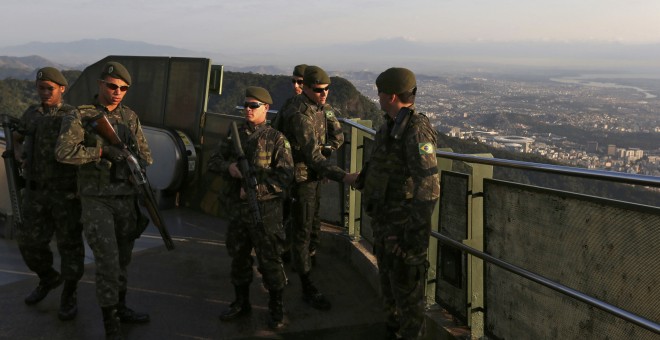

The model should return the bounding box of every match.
[550,74,660,99]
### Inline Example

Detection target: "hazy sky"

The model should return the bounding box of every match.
[3,0,660,52]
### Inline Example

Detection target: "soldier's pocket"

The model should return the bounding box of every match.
[261,200,286,241]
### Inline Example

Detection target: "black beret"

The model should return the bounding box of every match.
[36,67,68,86]
[293,64,307,77]
[245,86,273,104]
[376,67,416,94]
[303,66,331,86]
[101,61,132,86]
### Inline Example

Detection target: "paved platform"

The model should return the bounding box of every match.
[0,208,387,339]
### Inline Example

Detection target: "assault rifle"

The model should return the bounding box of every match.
[87,114,175,250]
[229,121,263,227]
[1,114,24,237]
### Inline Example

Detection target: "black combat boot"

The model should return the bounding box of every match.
[102,306,124,340]
[24,270,62,305]
[219,284,251,321]
[58,280,78,320]
[267,289,285,329]
[116,290,150,323]
[300,272,331,310]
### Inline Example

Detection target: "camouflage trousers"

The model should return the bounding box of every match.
[226,199,286,291]
[373,233,428,340]
[80,195,142,307]
[282,182,321,257]
[290,180,321,274]
[17,189,84,282]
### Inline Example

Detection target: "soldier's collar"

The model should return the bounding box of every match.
[41,102,63,112]
[247,121,267,133]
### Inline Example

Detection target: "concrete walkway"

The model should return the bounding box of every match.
[0,208,387,339]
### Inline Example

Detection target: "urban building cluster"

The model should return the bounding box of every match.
[346,73,660,177]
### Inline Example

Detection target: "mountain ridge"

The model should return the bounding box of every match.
[2,38,660,76]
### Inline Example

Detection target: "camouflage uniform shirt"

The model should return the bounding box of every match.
[277,94,346,183]
[208,121,293,208]
[20,103,78,187]
[55,101,153,195]
[362,105,440,262]
[273,95,344,153]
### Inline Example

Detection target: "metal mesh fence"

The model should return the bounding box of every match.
[436,171,470,323]
[484,179,660,339]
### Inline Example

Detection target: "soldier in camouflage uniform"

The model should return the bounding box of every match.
[13,67,84,321]
[207,87,293,329]
[350,68,440,339]
[55,62,152,339]
[276,66,353,311]
[272,64,344,266]
[271,64,306,264]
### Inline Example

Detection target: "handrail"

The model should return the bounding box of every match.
[338,117,660,188]
[434,150,660,188]
[431,231,660,335]
[339,117,377,135]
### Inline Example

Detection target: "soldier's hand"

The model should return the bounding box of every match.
[343,172,360,186]
[101,145,126,163]
[239,187,247,200]
[387,235,407,258]
[229,162,243,178]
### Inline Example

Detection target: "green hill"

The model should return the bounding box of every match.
[206,71,384,125]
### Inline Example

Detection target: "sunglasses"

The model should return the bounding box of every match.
[244,101,266,109]
[291,79,303,85]
[312,86,330,93]
[101,80,129,92]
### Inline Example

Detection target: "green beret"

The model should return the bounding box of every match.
[245,86,272,105]
[101,61,132,85]
[376,67,416,94]
[36,67,68,86]
[292,64,307,77]
[303,66,331,86]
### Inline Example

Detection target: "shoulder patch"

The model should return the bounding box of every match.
[419,142,434,155]
[325,110,335,118]
[284,140,291,149]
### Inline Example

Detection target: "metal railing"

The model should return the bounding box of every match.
[338,117,660,335]
[339,117,660,188]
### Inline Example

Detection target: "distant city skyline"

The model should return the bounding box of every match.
[3,0,660,54]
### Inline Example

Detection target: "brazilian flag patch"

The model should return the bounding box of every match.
[325,110,335,118]
[284,140,291,149]
[419,142,434,155]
